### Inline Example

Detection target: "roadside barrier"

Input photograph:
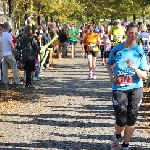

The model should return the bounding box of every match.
[39,35,58,68]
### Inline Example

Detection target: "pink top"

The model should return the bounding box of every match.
[35,58,39,67]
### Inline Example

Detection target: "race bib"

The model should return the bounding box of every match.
[115,34,121,39]
[143,45,148,50]
[116,74,133,86]
[88,44,96,51]
[142,38,148,40]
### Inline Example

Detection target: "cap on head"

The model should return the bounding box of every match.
[116,19,121,23]
[140,24,147,31]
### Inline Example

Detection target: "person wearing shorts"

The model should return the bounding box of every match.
[109,19,126,47]
[80,26,86,58]
[67,24,79,59]
[83,25,100,79]
[106,22,148,150]
[102,26,112,65]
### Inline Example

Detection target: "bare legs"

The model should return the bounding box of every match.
[88,55,97,72]
[115,122,135,144]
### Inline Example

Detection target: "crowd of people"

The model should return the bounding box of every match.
[0,16,150,149]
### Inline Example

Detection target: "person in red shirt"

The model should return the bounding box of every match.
[9,28,17,47]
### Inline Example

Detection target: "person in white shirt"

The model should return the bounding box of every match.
[0,22,22,84]
[25,14,35,26]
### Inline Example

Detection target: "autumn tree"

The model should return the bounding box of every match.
[3,0,150,28]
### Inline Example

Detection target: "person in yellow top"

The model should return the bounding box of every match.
[109,19,126,46]
[83,24,100,79]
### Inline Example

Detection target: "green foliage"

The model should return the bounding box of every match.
[3,0,150,28]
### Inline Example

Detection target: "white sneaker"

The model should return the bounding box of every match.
[111,134,121,150]
[4,81,13,85]
[15,82,23,85]
[39,74,45,77]
[8,82,13,84]
[121,147,130,150]
[92,73,97,79]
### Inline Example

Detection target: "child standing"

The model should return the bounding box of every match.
[32,57,40,80]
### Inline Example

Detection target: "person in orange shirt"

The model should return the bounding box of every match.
[83,25,100,79]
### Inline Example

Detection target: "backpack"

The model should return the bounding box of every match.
[21,37,37,61]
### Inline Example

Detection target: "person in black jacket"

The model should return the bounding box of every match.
[20,25,40,88]
[59,28,67,58]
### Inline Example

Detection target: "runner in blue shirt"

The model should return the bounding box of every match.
[106,22,148,150]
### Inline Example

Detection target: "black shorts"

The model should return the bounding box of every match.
[86,51,98,57]
[100,45,104,58]
[70,40,77,46]
[104,51,111,58]
[112,88,143,127]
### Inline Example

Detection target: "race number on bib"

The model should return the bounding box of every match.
[115,35,120,39]
[142,38,148,40]
[116,74,133,86]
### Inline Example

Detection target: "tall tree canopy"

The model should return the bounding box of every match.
[2,0,150,27]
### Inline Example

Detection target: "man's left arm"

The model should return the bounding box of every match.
[8,34,15,51]
[9,40,15,51]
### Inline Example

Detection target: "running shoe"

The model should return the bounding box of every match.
[4,81,13,85]
[88,73,93,79]
[111,134,121,150]
[120,147,130,150]
[92,73,97,79]
[102,62,106,65]
[32,77,40,81]
[15,82,23,85]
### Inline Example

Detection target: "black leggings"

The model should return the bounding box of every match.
[24,60,35,86]
[112,88,143,127]
[100,45,104,58]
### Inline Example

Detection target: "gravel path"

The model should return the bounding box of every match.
[0,47,149,150]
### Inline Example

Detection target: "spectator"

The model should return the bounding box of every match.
[59,27,67,58]
[0,22,23,84]
[20,25,40,88]
[9,28,17,47]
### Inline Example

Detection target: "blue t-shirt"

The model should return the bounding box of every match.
[107,42,148,91]
[94,27,100,33]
